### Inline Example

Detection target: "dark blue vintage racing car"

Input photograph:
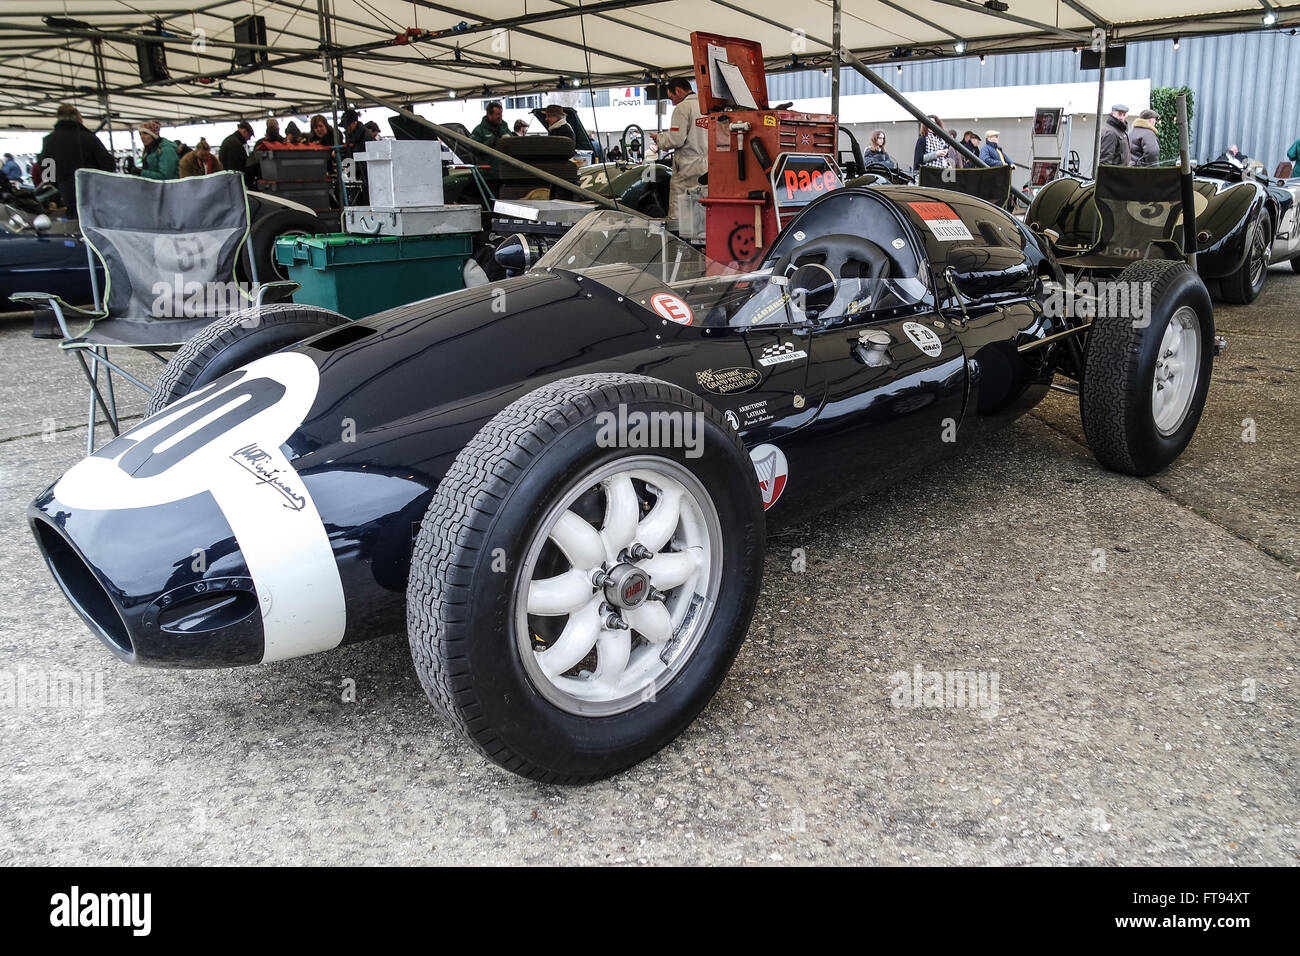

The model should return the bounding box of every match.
[30,184,1216,781]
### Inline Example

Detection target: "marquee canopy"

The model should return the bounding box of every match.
[2,1,1296,129]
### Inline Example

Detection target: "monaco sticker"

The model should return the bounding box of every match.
[907,201,973,242]
[749,443,788,510]
[902,321,943,357]
[650,292,693,325]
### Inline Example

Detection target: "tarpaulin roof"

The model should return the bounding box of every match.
[2,1,1297,129]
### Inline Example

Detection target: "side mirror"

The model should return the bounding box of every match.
[494,233,539,274]
[786,263,837,320]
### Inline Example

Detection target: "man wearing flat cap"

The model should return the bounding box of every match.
[1099,103,1131,166]
[979,130,1014,168]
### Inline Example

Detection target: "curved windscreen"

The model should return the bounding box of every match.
[537,209,717,280]
[535,208,927,328]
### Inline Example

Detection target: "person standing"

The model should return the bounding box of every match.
[979,130,1014,167]
[219,120,254,179]
[138,120,180,180]
[340,108,369,204]
[35,103,116,216]
[955,131,982,168]
[179,138,222,177]
[253,118,285,151]
[649,78,707,224]
[513,118,531,137]
[913,115,950,171]
[308,114,338,146]
[1129,110,1159,166]
[542,105,576,142]
[471,102,513,149]
[1099,104,1131,166]
[2,153,23,181]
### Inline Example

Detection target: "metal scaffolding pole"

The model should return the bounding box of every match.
[91,38,115,155]
[317,0,348,212]
[831,0,842,117]
[1091,39,1108,177]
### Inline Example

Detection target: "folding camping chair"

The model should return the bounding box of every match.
[1053,165,1186,271]
[919,164,1013,208]
[10,169,297,453]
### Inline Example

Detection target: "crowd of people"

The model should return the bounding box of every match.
[12,104,393,216]
[18,92,1300,225]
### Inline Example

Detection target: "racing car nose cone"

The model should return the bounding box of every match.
[604,563,650,610]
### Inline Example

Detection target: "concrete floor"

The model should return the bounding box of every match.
[0,268,1295,865]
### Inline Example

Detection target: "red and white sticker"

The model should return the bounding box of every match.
[651,292,693,325]
[749,443,788,511]
[907,201,973,242]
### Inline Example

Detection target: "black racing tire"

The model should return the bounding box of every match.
[1219,209,1271,304]
[1290,254,1300,275]
[407,373,765,783]
[249,209,320,283]
[147,303,348,414]
[1080,259,1214,476]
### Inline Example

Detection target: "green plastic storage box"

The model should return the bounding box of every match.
[274,232,472,319]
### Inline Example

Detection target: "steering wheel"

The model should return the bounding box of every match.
[621,124,645,164]
[771,233,892,281]
[769,234,893,322]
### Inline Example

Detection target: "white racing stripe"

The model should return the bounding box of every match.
[54,352,347,663]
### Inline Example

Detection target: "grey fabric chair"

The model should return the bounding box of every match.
[11,168,297,452]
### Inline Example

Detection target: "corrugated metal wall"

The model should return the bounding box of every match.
[768,30,1300,167]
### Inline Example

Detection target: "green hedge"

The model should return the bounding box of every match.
[1150,87,1195,164]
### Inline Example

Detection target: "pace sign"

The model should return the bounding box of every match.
[772,153,841,208]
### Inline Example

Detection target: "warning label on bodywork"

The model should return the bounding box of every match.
[907,201,973,242]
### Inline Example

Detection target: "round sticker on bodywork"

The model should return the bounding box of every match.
[650,292,693,325]
[53,351,346,664]
[749,443,788,511]
[902,321,943,357]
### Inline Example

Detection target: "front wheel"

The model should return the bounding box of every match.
[1080,259,1214,475]
[147,304,348,414]
[407,373,765,782]
[1219,210,1270,303]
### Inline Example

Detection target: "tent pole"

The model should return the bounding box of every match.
[91,38,115,155]
[1091,38,1107,177]
[831,0,842,118]
[317,0,347,214]
[838,47,1033,205]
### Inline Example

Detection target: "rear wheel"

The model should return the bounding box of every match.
[1290,253,1300,274]
[407,373,764,782]
[1219,210,1270,303]
[249,210,320,283]
[147,303,348,413]
[1080,259,1214,475]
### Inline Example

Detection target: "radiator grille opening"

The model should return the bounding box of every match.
[33,520,132,656]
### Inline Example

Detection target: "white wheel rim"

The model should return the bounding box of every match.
[514,456,723,717]
[1151,306,1202,436]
